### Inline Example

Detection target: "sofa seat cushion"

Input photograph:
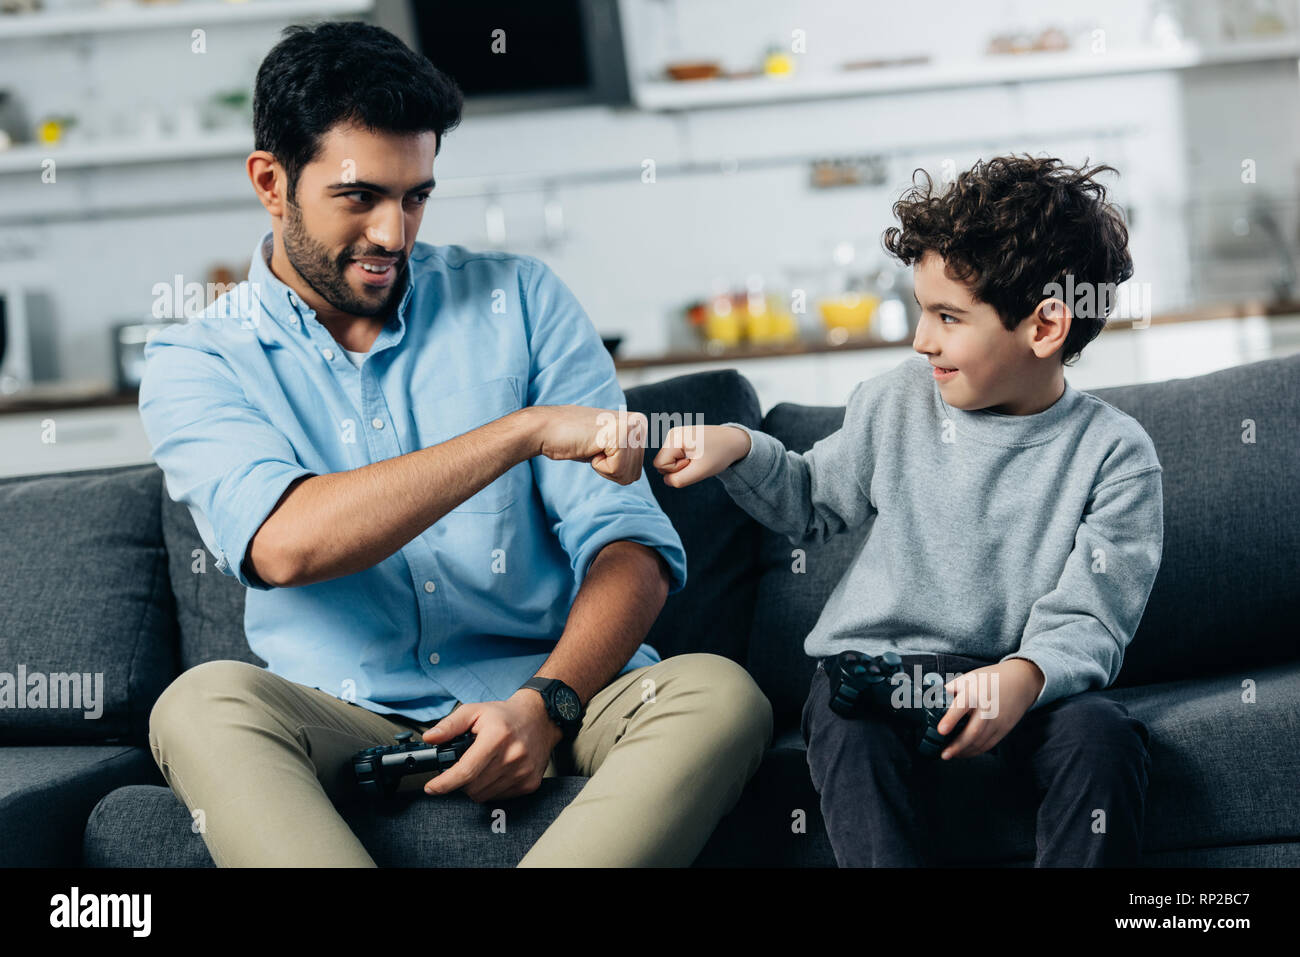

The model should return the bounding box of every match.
[0,745,162,866]
[82,655,1300,869]
[1106,660,1300,852]
[724,662,1300,864]
[84,778,589,867]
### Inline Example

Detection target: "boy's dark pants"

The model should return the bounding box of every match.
[802,652,1151,867]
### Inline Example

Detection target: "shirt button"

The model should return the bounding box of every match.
[372,417,384,430]
[428,652,441,665]
[322,348,335,361]
[288,314,299,325]
[423,580,436,593]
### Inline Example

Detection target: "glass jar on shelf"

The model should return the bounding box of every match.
[814,240,878,346]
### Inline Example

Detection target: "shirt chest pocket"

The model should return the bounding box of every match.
[412,375,528,514]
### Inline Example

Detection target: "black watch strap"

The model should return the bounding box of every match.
[522,677,583,739]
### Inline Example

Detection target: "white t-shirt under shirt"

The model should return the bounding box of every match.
[342,347,369,367]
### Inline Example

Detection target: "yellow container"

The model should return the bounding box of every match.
[764,51,795,76]
[745,298,799,344]
[705,308,743,346]
[818,294,879,332]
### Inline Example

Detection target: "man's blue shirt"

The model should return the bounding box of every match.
[138,230,687,722]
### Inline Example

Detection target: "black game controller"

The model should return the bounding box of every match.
[350,730,476,799]
[825,650,971,759]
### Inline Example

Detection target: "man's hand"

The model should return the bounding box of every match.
[533,405,648,486]
[420,690,563,802]
[933,658,1045,760]
[653,425,752,488]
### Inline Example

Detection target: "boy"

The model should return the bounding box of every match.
[653,155,1163,867]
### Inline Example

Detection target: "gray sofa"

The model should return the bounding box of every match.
[1,356,1297,867]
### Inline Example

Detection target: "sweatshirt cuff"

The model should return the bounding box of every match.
[714,422,783,496]
[1000,650,1070,712]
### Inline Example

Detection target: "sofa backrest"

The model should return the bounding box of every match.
[161,486,266,672]
[160,367,767,674]
[1089,353,1300,685]
[742,404,871,731]
[0,464,178,745]
[628,369,765,663]
[745,353,1300,732]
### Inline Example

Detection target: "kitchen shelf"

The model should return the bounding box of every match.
[6,300,1298,417]
[632,37,1300,111]
[0,120,1138,192]
[0,0,373,40]
[615,298,1300,369]
[0,129,252,174]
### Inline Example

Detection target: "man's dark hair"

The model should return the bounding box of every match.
[882,154,1134,366]
[253,21,464,203]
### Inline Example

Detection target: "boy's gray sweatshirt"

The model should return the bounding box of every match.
[717,354,1164,711]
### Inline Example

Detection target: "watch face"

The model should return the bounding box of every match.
[555,687,581,722]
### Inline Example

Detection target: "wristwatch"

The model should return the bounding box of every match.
[522,677,583,740]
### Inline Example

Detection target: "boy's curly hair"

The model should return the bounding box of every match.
[881,155,1133,366]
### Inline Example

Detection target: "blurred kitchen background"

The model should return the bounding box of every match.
[2,0,1299,476]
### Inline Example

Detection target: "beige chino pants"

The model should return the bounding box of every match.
[147,652,772,866]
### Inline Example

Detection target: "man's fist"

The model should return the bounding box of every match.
[535,405,648,485]
[653,425,751,488]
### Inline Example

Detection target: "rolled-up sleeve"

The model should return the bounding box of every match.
[520,258,687,594]
[138,330,315,590]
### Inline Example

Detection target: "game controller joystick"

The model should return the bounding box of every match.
[350,729,475,799]
[916,671,969,759]
[825,651,971,759]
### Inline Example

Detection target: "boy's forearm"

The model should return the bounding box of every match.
[714,425,811,536]
[714,380,876,545]
[722,425,752,463]
[261,407,542,587]
[715,424,863,546]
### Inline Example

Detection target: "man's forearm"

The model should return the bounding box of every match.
[263,407,540,586]
[530,540,671,705]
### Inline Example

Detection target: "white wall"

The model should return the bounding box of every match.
[0,0,1296,388]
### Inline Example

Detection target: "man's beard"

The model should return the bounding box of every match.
[282,197,406,319]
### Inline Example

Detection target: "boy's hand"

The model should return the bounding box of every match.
[653,425,752,488]
[534,405,649,486]
[933,659,1045,760]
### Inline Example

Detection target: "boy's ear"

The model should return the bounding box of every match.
[1029,297,1071,359]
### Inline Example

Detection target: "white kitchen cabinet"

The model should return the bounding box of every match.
[3,317,1297,480]
[0,406,153,479]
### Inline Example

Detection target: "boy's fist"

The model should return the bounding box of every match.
[653,425,751,488]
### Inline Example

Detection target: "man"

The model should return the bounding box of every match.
[139,21,771,867]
